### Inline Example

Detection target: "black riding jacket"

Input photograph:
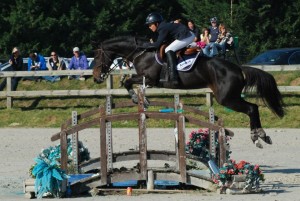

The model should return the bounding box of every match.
[145,21,192,49]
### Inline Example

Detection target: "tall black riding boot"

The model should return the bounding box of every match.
[166,50,178,86]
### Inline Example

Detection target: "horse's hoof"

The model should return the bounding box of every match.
[251,132,259,143]
[144,97,150,107]
[132,95,138,104]
[251,128,272,145]
[262,136,272,144]
[254,140,263,149]
[257,128,272,145]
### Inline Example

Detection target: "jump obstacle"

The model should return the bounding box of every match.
[24,85,235,198]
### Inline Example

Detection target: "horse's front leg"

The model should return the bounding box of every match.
[123,75,153,104]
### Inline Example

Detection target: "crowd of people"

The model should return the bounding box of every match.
[0,46,90,91]
[178,17,234,57]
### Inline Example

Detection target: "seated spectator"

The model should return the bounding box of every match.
[28,52,47,71]
[67,47,88,81]
[47,51,66,70]
[202,17,220,57]
[0,47,23,91]
[44,51,66,82]
[27,52,51,82]
[197,28,211,50]
[214,23,234,56]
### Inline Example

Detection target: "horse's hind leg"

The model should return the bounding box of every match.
[217,96,271,148]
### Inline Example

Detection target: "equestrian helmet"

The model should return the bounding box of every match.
[145,12,163,25]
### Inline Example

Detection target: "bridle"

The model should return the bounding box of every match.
[95,37,145,81]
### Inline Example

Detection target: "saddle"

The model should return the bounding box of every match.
[159,44,200,61]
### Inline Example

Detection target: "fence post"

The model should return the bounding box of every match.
[6,77,12,109]
[106,75,113,89]
[206,92,213,107]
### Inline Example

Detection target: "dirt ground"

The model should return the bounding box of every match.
[0,128,299,201]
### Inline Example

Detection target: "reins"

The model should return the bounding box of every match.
[96,37,145,80]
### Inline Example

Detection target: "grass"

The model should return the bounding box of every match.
[0,72,299,128]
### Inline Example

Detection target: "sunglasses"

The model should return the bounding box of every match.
[51,54,56,56]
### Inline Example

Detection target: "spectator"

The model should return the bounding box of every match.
[0,47,23,91]
[208,17,219,43]
[187,20,200,43]
[214,23,234,56]
[203,17,220,57]
[68,47,88,81]
[200,28,211,45]
[44,51,66,82]
[198,28,211,55]
[47,51,66,70]
[28,52,47,71]
[27,52,47,82]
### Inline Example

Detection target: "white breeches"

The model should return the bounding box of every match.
[165,32,195,52]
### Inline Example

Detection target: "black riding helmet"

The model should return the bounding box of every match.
[145,12,163,25]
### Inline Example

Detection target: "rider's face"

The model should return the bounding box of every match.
[148,23,157,32]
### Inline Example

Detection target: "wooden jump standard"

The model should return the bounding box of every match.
[50,86,234,195]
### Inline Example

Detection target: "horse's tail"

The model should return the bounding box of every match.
[242,66,284,118]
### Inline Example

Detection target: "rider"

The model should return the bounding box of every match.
[143,12,195,86]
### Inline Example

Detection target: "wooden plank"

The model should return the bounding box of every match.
[61,107,101,128]
[60,131,68,171]
[100,117,107,185]
[184,115,221,132]
[177,115,187,183]
[0,64,299,78]
[51,118,99,141]
[1,86,299,99]
[139,113,147,180]
[218,128,226,167]
[60,131,68,194]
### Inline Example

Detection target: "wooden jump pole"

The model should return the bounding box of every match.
[60,131,68,193]
[100,107,108,185]
[177,115,187,183]
[137,86,148,180]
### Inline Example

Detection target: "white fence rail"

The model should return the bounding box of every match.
[0,65,300,109]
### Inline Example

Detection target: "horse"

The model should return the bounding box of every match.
[93,36,284,148]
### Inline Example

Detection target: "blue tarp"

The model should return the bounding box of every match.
[68,174,179,187]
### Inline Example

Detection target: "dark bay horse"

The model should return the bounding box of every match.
[93,36,284,148]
